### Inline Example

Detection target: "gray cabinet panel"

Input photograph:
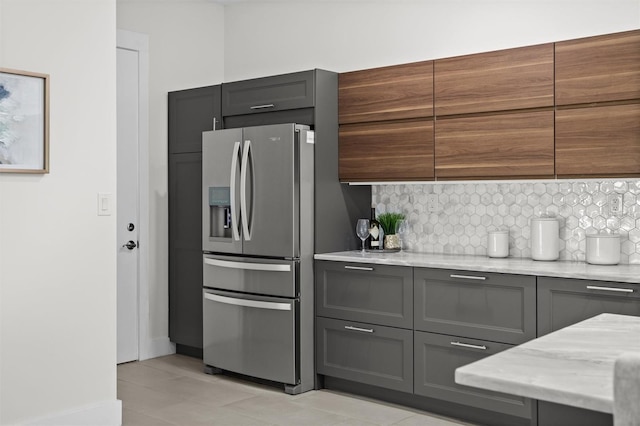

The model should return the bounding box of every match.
[316,317,413,393]
[537,277,640,336]
[168,153,203,348]
[414,268,536,344]
[222,71,315,117]
[316,261,413,328]
[168,85,221,154]
[414,331,535,419]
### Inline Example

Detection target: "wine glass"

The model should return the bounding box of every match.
[356,219,370,253]
[395,219,409,252]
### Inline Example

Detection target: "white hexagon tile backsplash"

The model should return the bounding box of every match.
[373,180,640,264]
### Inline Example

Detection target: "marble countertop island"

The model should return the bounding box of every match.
[455,313,640,414]
[314,251,640,284]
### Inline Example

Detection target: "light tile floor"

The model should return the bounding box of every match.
[118,354,475,426]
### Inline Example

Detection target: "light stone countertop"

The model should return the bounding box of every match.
[454,313,640,414]
[313,251,640,284]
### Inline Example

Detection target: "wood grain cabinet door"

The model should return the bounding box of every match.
[435,110,554,179]
[556,30,640,106]
[339,119,434,182]
[338,61,433,124]
[556,103,640,177]
[434,44,554,116]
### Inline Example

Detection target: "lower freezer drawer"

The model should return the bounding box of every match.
[203,289,298,385]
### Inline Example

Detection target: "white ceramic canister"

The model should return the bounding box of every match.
[487,230,509,258]
[530,217,559,261]
[586,232,621,265]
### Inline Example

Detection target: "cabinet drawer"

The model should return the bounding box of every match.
[414,268,536,344]
[316,317,413,393]
[339,120,434,182]
[555,30,640,106]
[415,331,534,419]
[435,43,554,116]
[316,261,413,328]
[538,277,640,336]
[339,60,434,124]
[222,71,314,117]
[435,110,554,179]
[556,104,640,178]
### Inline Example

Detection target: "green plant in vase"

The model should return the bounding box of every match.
[377,212,405,250]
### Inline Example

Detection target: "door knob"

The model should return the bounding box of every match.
[122,240,137,250]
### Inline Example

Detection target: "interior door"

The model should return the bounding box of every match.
[241,124,298,258]
[202,128,243,254]
[117,46,139,364]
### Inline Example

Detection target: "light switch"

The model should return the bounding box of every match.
[98,192,113,216]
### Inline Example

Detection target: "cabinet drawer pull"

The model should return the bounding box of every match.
[250,103,275,110]
[344,325,374,333]
[586,285,634,293]
[450,274,487,281]
[450,341,487,350]
[344,266,374,271]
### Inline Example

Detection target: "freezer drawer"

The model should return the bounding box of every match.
[203,254,298,298]
[203,289,298,385]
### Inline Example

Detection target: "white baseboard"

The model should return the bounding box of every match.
[23,400,122,426]
[139,336,175,361]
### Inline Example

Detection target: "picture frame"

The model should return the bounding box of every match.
[0,68,50,173]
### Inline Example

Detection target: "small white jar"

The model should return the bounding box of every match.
[487,230,509,258]
[531,217,559,261]
[586,232,621,265]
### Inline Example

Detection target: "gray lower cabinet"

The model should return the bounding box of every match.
[316,316,413,393]
[538,276,640,336]
[414,331,535,419]
[315,261,413,328]
[414,268,536,345]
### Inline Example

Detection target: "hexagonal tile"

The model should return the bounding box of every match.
[482,215,492,227]
[614,181,628,193]
[579,193,593,206]
[622,240,635,255]
[486,183,498,194]
[573,182,586,194]
[622,216,636,231]
[476,205,487,216]
[460,215,470,226]
[546,183,559,194]
[527,194,540,206]
[470,234,482,247]
[510,204,522,216]
[593,216,606,230]
[586,204,601,218]
[579,216,593,228]
[573,205,586,217]
[600,181,614,193]
[586,182,599,193]
[470,215,481,226]
[629,253,640,264]
[492,193,504,205]
[607,217,621,230]
[533,183,546,195]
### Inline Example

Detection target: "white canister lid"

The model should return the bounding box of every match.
[586,232,620,239]
[531,217,558,222]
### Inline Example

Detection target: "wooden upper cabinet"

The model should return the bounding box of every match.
[434,44,554,116]
[338,61,433,124]
[339,120,434,181]
[556,103,640,177]
[435,111,554,179]
[556,30,640,106]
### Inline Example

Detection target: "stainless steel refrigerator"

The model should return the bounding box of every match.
[202,123,315,394]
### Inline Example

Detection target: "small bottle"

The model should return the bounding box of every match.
[369,207,381,250]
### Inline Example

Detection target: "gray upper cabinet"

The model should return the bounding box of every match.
[222,71,315,117]
[414,331,535,419]
[168,85,222,154]
[414,268,536,345]
[315,261,413,329]
[537,277,640,336]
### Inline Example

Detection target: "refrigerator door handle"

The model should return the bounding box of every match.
[204,257,291,272]
[204,292,292,311]
[230,141,241,241]
[240,139,252,241]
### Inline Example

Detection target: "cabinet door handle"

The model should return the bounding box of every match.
[250,103,275,110]
[450,274,487,281]
[450,341,487,350]
[344,265,374,271]
[344,325,374,333]
[586,285,634,293]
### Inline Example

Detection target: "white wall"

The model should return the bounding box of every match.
[224,0,640,81]
[0,0,119,425]
[116,0,225,345]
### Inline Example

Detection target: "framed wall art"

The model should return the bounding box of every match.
[0,68,50,173]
